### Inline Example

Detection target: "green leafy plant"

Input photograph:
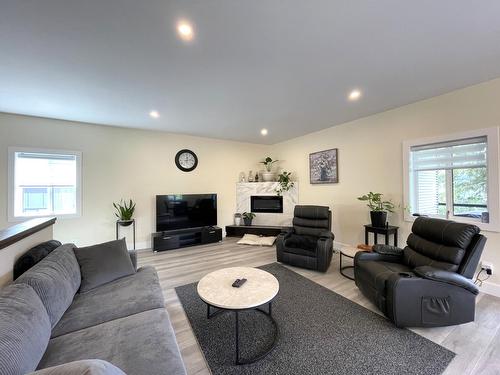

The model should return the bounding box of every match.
[276,171,294,196]
[113,199,136,221]
[260,157,279,172]
[242,212,256,219]
[357,192,394,212]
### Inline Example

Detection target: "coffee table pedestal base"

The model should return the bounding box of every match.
[206,302,278,365]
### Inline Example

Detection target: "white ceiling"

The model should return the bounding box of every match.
[1,1,500,144]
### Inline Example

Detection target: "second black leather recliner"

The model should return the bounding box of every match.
[276,205,334,272]
[354,217,486,327]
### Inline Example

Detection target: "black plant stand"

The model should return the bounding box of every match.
[116,219,136,250]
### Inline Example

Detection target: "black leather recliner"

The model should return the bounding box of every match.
[276,205,334,272]
[354,217,486,327]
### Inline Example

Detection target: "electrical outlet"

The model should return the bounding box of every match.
[481,261,494,275]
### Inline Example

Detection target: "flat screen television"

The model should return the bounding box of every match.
[156,194,217,232]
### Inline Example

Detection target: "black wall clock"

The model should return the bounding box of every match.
[175,149,198,172]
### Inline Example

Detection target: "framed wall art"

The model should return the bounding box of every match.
[309,148,338,184]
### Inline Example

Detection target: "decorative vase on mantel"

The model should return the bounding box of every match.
[262,171,275,182]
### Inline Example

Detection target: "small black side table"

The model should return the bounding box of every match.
[116,219,136,250]
[364,224,399,247]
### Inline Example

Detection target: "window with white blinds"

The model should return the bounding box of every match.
[410,137,487,171]
[8,147,82,221]
[403,128,500,231]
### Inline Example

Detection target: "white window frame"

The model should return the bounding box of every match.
[403,127,500,232]
[8,147,82,222]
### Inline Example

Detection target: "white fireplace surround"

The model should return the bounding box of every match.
[236,182,298,226]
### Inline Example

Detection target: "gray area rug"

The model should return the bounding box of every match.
[175,263,455,375]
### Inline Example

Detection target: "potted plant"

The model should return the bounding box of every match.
[357,192,395,228]
[276,171,294,196]
[242,212,256,226]
[113,199,136,226]
[260,157,279,182]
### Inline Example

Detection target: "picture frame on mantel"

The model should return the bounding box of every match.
[309,148,338,184]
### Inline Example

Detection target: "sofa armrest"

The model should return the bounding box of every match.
[414,266,479,294]
[373,244,404,256]
[129,250,138,271]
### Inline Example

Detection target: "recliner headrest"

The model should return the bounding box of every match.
[294,205,330,220]
[411,217,479,250]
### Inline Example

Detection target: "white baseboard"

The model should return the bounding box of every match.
[479,280,500,298]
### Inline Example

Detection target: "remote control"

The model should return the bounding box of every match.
[232,278,247,288]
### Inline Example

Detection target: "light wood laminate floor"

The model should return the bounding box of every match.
[137,238,500,375]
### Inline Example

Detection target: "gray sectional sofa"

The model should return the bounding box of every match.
[0,240,186,375]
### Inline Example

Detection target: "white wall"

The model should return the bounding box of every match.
[274,78,500,294]
[0,225,53,286]
[0,113,268,248]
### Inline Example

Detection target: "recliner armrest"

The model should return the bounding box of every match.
[318,230,334,240]
[278,227,294,241]
[373,244,404,256]
[354,251,403,265]
[414,266,479,295]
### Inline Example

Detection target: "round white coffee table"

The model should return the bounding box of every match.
[197,267,279,365]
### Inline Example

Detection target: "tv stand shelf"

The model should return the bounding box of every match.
[152,226,222,252]
[225,225,290,237]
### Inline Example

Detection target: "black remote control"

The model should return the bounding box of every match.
[232,278,247,288]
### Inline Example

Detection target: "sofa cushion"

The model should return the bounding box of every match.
[13,240,62,280]
[74,238,136,293]
[51,266,165,338]
[285,234,318,252]
[28,359,125,375]
[0,284,51,375]
[15,244,81,328]
[38,309,187,375]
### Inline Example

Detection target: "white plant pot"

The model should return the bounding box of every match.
[262,172,275,182]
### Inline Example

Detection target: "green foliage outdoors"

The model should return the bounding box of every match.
[438,167,488,215]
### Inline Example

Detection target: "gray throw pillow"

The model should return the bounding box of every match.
[0,284,51,374]
[74,238,135,293]
[28,359,126,375]
[15,243,81,328]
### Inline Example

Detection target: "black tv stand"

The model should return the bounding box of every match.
[152,226,222,252]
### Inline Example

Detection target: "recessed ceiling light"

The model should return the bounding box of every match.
[348,89,362,101]
[177,20,194,41]
[260,128,268,136]
[149,110,160,118]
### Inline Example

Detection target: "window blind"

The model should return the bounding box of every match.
[410,136,487,171]
[17,152,76,161]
